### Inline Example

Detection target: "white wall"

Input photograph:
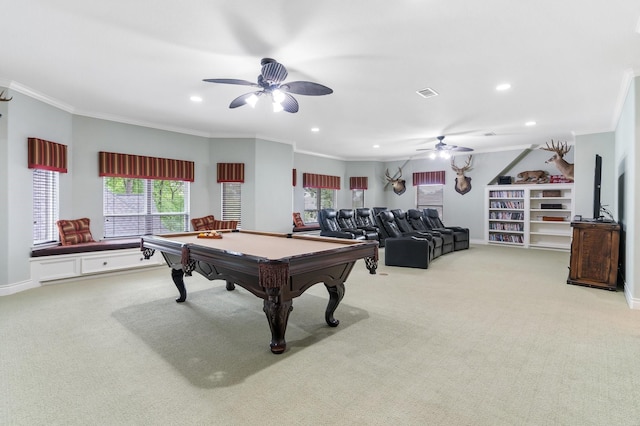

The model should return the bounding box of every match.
[4,92,73,285]
[206,138,256,229]
[293,153,348,215]
[254,139,293,232]
[72,116,211,238]
[614,77,637,307]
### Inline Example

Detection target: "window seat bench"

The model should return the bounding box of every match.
[31,238,142,257]
[292,224,321,233]
[30,238,164,284]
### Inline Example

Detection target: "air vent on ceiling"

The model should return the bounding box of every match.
[416,87,439,99]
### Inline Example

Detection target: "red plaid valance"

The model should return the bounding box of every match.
[292,169,297,187]
[217,163,245,183]
[28,138,68,173]
[349,177,368,190]
[99,151,194,182]
[303,173,340,189]
[413,170,445,186]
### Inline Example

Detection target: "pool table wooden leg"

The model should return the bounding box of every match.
[263,288,293,354]
[171,268,188,303]
[324,282,345,327]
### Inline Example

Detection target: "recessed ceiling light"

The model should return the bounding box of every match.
[311,127,320,132]
[190,96,203,102]
[525,121,536,126]
[373,145,380,149]
[496,83,511,91]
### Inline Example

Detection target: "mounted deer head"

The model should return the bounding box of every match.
[385,168,406,195]
[0,90,12,102]
[451,155,473,195]
[541,139,574,181]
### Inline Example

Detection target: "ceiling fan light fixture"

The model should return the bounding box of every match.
[429,152,437,160]
[439,151,451,159]
[272,89,285,104]
[245,94,259,108]
[273,101,284,113]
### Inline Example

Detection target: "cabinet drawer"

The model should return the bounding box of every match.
[35,257,81,282]
[81,249,158,274]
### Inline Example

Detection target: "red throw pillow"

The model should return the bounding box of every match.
[292,212,305,228]
[191,215,217,231]
[57,218,96,246]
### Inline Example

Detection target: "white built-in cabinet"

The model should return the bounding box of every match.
[485,184,574,250]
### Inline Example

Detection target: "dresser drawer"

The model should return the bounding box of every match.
[81,249,160,274]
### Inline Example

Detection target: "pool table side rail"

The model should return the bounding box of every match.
[140,233,378,279]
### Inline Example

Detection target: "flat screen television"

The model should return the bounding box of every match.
[593,154,602,219]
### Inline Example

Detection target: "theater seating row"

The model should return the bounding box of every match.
[318,208,469,269]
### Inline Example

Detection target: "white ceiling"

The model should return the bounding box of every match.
[1,1,639,160]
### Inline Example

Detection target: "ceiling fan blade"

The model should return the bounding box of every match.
[282,81,333,96]
[452,146,474,152]
[280,93,299,113]
[203,78,258,87]
[229,92,259,109]
[261,59,288,84]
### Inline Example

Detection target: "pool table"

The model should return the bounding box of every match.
[141,229,378,354]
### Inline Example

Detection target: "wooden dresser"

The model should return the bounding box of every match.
[567,220,620,290]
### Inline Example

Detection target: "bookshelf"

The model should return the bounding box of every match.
[485,184,574,250]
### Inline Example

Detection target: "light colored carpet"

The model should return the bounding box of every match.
[1,244,640,425]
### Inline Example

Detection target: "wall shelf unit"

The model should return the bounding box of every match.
[485,184,574,250]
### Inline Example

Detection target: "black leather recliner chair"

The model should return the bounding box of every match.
[338,209,378,241]
[318,209,366,240]
[390,209,443,259]
[353,208,384,245]
[423,208,469,250]
[407,209,454,254]
[384,237,432,269]
[376,210,435,266]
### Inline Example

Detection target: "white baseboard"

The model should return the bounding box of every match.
[624,285,640,309]
[0,279,40,296]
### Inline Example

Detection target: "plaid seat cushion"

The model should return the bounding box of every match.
[57,218,96,246]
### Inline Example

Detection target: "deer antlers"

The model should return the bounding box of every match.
[385,167,402,180]
[0,90,12,102]
[541,139,571,157]
[451,155,473,173]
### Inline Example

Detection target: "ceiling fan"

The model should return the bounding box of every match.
[203,58,333,113]
[417,135,474,157]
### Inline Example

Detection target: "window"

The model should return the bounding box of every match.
[221,182,242,228]
[417,184,444,218]
[352,189,365,209]
[303,187,336,223]
[32,169,59,244]
[103,178,190,237]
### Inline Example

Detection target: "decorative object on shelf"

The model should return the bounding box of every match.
[203,58,332,113]
[450,155,473,195]
[515,170,549,184]
[498,176,512,184]
[385,168,406,195]
[541,140,574,181]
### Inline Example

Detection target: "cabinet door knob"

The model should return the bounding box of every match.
[103,261,108,266]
